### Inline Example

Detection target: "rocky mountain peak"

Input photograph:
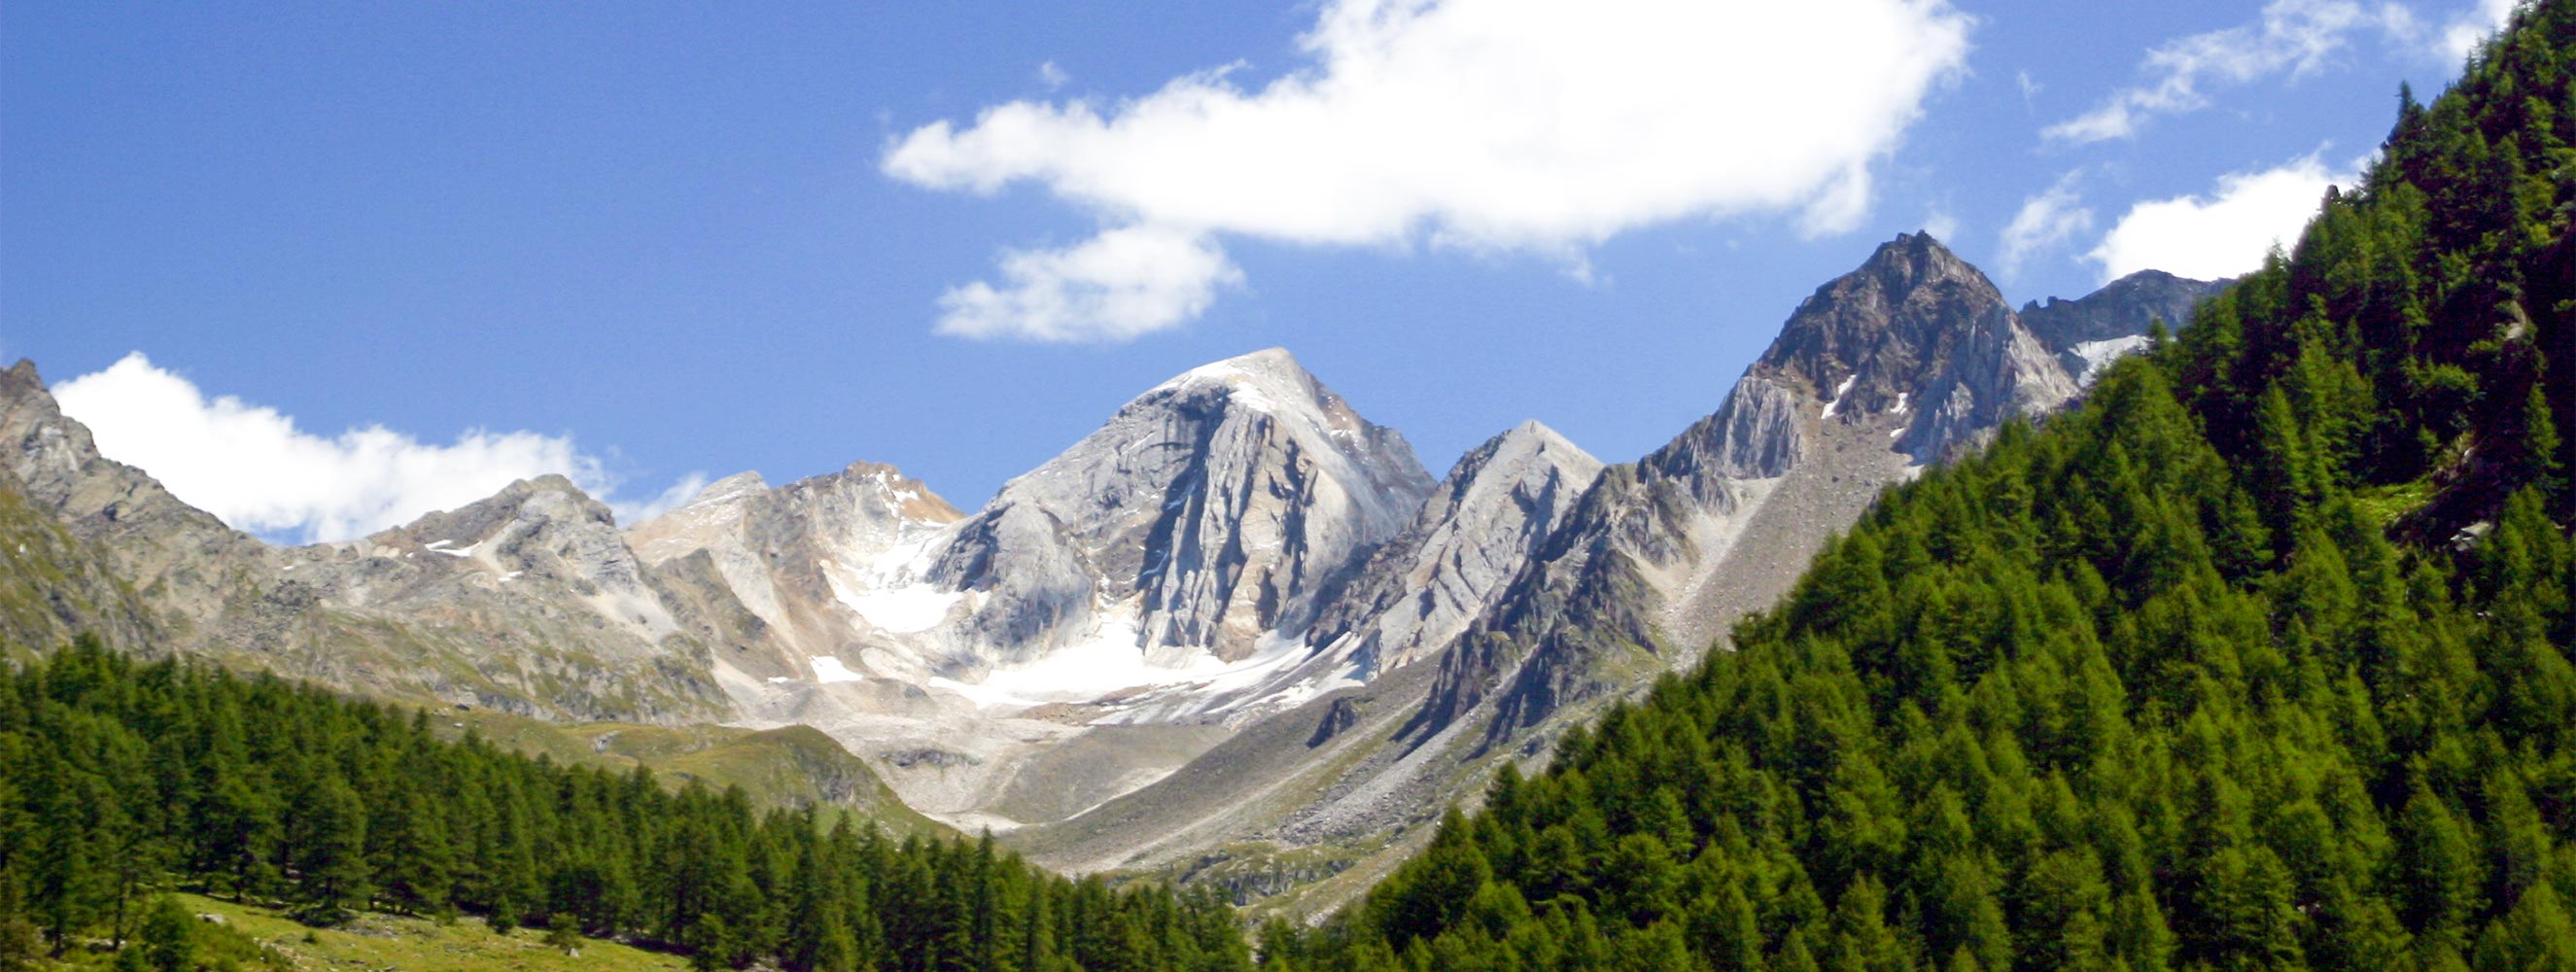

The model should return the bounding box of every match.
[1757,232,2011,398]
[2020,268,2230,385]
[1304,418,1604,677]
[929,350,1436,666]
[685,471,772,507]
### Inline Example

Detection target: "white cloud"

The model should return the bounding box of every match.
[1923,206,1961,245]
[2086,154,2354,282]
[1038,60,1070,90]
[1997,171,2095,279]
[887,0,1975,341]
[52,353,701,544]
[933,226,1243,342]
[2045,0,2395,144]
[2437,0,2517,63]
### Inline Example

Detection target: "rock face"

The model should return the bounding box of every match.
[0,359,759,722]
[2021,269,2231,385]
[625,463,966,682]
[1304,421,1604,677]
[930,349,1436,669]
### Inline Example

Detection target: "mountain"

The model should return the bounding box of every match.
[0,360,946,824]
[2020,267,2231,385]
[1305,420,1606,678]
[624,463,966,685]
[0,243,2218,903]
[1278,7,2576,966]
[927,347,1436,669]
[1006,235,2222,914]
[641,349,1440,829]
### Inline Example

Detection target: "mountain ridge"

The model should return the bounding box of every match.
[0,240,2223,907]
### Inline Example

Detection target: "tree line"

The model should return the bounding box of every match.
[0,637,1250,972]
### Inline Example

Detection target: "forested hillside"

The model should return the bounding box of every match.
[0,640,1249,972]
[1268,4,2576,970]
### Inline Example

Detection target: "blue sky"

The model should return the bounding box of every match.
[0,0,2518,542]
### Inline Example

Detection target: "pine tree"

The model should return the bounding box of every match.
[134,896,192,972]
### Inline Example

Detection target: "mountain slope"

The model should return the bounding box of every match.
[624,462,966,684]
[688,348,1442,828]
[1007,238,2221,913]
[1305,420,1607,679]
[1276,6,2576,968]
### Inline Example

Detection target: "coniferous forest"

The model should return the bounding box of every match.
[1269,4,2576,971]
[0,639,1250,971]
[11,4,2576,972]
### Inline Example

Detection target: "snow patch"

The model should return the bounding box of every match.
[926,610,1322,714]
[423,539,478,558]
[811,656,865,683]
[1819,374,1858,418]
[2068,335,2152,386]
[820,529,963,634]
[1893,392,1909,414]
[843,582,963,634]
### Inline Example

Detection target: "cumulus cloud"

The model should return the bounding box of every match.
[1997,171,2095,279]
[52,353,702,544]
[2045,0,2396,145]
[934,226,1244,341]
[2436,0,2517,63]
[2086,154,2354,282]
[886,0,1975,341]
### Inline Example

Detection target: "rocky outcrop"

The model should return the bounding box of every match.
[0,360,273,628]
[1304,421,1604,677]
[929,348,1436,668]
[626,463,965,681]
[2021,269,2230,385]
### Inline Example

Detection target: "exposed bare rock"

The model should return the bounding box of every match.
[1304,420,1604,677]
[0,360,744,721]
[2020,268,2230,385]
[930,348,1436,668]
[626,463,965,681]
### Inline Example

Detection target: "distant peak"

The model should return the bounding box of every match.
[520,473,592,498]
[1492,419,1596,465]
[4,359,39,389]
[1151,347,1329,416]
[1858,231,1974,279]
[1173,346,1305,384]
[687,471,772,507]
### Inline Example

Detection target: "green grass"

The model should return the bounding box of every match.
[43,892,688,972]
[435,708,951,838]
[2351,476,2438,525]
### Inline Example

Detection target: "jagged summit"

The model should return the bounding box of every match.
[1305,417,1604,677]
[930,347,1436,666]
[682,470,772,508]
[2020,269,2230,385]
[1758,233,2015,392]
